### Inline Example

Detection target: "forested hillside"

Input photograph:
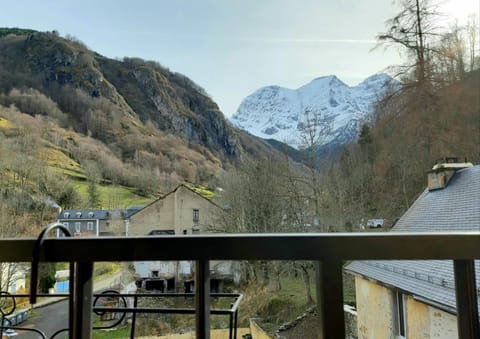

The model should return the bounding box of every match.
[219,2,480,235]
[0,28,282,236]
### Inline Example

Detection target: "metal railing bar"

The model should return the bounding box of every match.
[92,289,127,330]
[196,259,210,339]
[130,295,138,339]
[0,325,47,338]
[30,222,71,305]
[233,309,239,339]
[453,260,480,339]
[317,259,345,339]
[72,262,93,339]
[91,292,242,298]
[93,292,243,313]
[1,232,479,339]
[51,328,69,339]
[230,294,243,313]
[228,313,234,339]
[4,293,70,298]
[1,232,480,262]
[92,306,238,315]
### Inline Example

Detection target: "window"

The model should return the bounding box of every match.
[75,222,81,232]
[76,212,82,218]
[63,212,70,218]
[394,291,406,338]
[193,209,199,223]
[88,211,94,218]
[63,222,69,228]
[87,222,94,231]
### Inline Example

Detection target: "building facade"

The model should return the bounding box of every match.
[56,209,126,237]
[127,184,222,236]
[347,162,480,339]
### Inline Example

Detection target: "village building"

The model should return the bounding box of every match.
[126,184,222,236]
[56,209,126,237]
[346,160,480,339]
[126,184,238,292]
[54,185,238,292]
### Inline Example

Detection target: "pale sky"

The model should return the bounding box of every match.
[0,0,478,117]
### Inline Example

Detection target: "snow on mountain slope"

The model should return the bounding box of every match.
[230,74,395,149]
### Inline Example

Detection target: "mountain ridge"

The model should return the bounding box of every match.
[0,28,286,197]
[230,73,397,149]
[0,29,242,158]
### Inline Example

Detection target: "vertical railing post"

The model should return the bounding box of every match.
[72,261,93,339]
[315,261,325,337]
[453,260,479,339]
[130,296,138,339]
[316,259,345,339]
[228,312,234,339]
[130,295,138,339]
[195,259,210,339]
[233,308,239,339]
[69,261,75,338]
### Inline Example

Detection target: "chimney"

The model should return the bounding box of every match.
[427,157,473,190]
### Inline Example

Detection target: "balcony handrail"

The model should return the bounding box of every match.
[0,232,479,261]
[0,231,479,339]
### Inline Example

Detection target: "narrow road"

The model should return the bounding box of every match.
[12,272,122,338]
[16,299,69,338]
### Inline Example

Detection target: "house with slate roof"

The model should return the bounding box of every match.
[55,185,237,291]
[125,184,238,292]
[346,160,480,339]
[126,184,223,236]
[56,209,127,236]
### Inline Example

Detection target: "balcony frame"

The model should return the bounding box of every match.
[0,232,479,339]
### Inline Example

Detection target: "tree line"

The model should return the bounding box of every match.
[215,0,479,299]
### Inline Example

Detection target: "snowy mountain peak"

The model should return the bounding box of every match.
[309,75,346,86]
[230,73,395,149]
[357,73,393,89]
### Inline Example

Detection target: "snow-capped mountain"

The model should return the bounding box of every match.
[230,74,395,149]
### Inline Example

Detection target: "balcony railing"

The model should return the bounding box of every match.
[0,231,479,339]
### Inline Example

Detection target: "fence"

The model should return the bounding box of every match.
[0,230,479,338]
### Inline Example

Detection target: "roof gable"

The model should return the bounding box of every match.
[127,184,221,218]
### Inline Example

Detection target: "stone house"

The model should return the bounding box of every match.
[56,209,126,237]
[55,185,237,291]
[126,184,238,291]
[346,161,480,339]
[126,184,223,236]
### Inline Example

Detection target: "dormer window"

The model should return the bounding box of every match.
[76,212,82,218]
[63,212,70,218]
[88,212,94,218]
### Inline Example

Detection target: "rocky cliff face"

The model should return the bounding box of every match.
[231,74,396,149]
[99,57,239,156]
[0,29,239,158]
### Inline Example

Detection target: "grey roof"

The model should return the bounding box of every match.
[57,209,110,220]
[125,206,145,219]
[394,165,480,232]
[346,165,480,314]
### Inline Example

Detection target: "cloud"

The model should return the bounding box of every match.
[277,38,376,44]
[239,37,377,45]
